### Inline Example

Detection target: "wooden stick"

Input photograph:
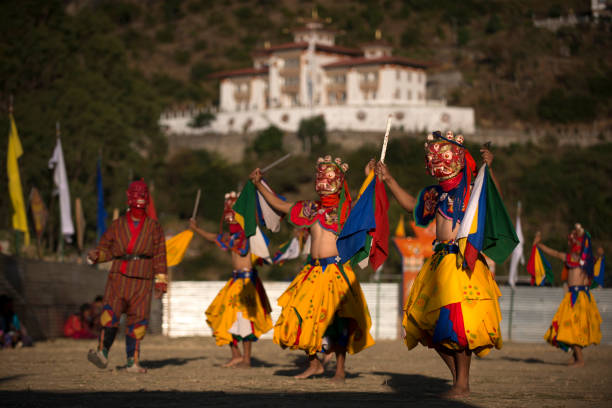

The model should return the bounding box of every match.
[261,153,291,173]
[380,115,392,163]
[191,189,201,219]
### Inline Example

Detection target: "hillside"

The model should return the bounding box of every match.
[70,0,612,128]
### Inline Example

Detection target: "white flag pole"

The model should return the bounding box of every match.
[191,189,202,219]
[261,153,292,173]
[379,115,392,164]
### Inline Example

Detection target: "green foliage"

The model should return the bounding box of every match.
[192,39,208,52]
[190,62,215,82]
[0,1,166,246]
[100,1,141,26]
[297,116,327,152]
[537,89,597,123]
[253,126,284,155]
[457,27,471,47]
[162,150,240,221]
[401,25,422,48]
[155,25,175,43]
[173,49,191,65]
[485,14,502,34]
[163,0,185,22]
[188,111,216,128]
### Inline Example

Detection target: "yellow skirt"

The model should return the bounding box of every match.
[273,261,375,355]
[544,287,602,350]
[402,249,503,357]
[205,271,273,346]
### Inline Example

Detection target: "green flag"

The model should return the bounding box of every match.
[232,180,257,237]
[483,170,519,264]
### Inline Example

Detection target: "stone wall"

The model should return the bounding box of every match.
[0,255,162,340]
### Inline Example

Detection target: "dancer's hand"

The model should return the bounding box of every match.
[189,218,198,231]
[249,168,263,185]
[87,249,99,264]
[480,147,494,167]
[364,158,376,177]
[376,161,391,182]
[533,231,542,246]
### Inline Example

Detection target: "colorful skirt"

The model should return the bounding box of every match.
[544,286,602,350]
[205,269,273,346]
[273,257,375,355]
[402,245,503,357]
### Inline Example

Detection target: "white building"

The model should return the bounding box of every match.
[161,16,474,136]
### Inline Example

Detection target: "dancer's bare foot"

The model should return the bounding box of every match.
[222,356,243,368]
[294,359,324,379]
[442,385,470,398]
[235,360,251,369]
[330,372,345,383]
[568,359,585,367]
[125,363,148,373]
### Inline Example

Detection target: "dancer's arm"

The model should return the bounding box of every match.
[190,218,218,243]
[249,168,293,214]
[481,147,502,196]
[376,162,416,212]
[533,231,566,261]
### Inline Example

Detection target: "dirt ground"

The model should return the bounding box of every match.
[1,335,610,408]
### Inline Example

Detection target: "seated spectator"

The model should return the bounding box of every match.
[63,303,97,339]
[90,295,104,332]
[0,295,33,348]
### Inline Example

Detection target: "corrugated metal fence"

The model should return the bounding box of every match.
[163,281,612,344]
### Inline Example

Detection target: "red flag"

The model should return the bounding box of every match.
[147,191,158,221]
[369,178,389,270]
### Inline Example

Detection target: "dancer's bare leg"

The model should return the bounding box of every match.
[436,346,457,385]
[223,342,243,367]
[331,347,346,383]
[569,345,585,367]
[236,340,252,368]
[442,350,470,398]
[295,354,324,379]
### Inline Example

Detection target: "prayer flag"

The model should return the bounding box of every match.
[457,165,519,271]
[49,137,74,242]
[527,244,553,286]
[75,198,86,252]
[592,255,605,288]
[166,230,194,267]
[256,180,283,232]
[508,203,525,288]
[7,114,30,246]
[273,237,301,265]
[232,180,257,238]
[29,187,47,239]
[337,171,389,270]
[96,158,107,241]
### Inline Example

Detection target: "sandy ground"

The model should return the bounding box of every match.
[1,335,611,408]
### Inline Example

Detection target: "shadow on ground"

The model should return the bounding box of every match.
[140,356,207,369]
[0,390,479,407]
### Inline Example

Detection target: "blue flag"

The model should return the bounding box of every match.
[336,172,376,267]
[96,157,108,241]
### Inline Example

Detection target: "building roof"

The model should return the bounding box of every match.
[323,56,430,70]
[208,67,269,79]
[315,44,362,56]
[252,42,309,56]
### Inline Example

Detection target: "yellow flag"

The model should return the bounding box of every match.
[165,229,194,267]
[394,214,406,237]
[7,114,30,246]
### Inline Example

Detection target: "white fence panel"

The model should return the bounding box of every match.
[163,281,612,344]
[163,281,400,340]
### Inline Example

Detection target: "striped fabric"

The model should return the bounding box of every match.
[101,272,153,337]
[96,214,167,280]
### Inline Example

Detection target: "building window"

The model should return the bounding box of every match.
[396,70,400,80]
[418,73,423,83]
[418,91,424,100]
[407,90,412,100]
[285,58,299,68]
[328,92,337,105]
[394,88,400,99]
[407,72,412,82]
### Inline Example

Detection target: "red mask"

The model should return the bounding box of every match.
[315,155,348,196]
[223,192,238,224]
[424,131,466,181]
[567,223,585,258]
[127,180,149,219]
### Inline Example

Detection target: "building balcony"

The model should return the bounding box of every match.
[280,67,300,76]
[360,82,378,92]
[326,83,346,93]
[281,84,299,93]
[233,90,250,100]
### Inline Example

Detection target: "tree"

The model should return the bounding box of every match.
[253,126,284,155]
[297,115,326,153]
